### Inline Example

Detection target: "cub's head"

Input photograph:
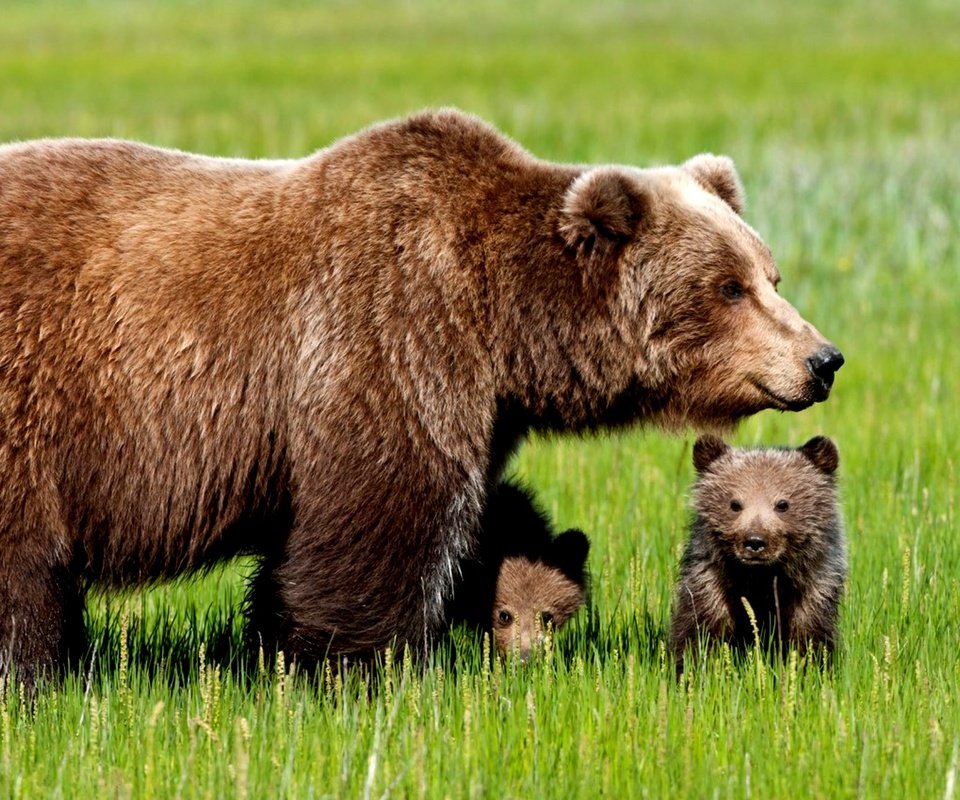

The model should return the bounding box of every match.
[691,435,840,566]
[491,529,589,661]
[555,156,843,430]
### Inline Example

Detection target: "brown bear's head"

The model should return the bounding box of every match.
[690,435,840,566]
[491,529,588,661]
[545,154,843,432]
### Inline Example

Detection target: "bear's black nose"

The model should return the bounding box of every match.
[744,536,767,552]
[806,345,845,395]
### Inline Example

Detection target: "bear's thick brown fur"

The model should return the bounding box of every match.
[446,481,588,660]
[0,109,842,681]
[670,436,847,671]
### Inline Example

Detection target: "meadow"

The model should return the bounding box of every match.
[1,1,958,797]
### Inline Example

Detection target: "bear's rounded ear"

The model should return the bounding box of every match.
[549,528,590,582]
[682,154,745,216]
[559,168,646,264]
[693,435,729,472]
[799,436,839,475]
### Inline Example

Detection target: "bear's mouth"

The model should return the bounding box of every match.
[736,549,779,565]
[750,380,814,412]
[808,374,835,403]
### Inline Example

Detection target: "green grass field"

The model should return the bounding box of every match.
[2,1,959,797]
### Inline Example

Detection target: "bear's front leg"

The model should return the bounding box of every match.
[0,555,86,687]
[246,457,484,666]
[788,585,842,662]
[670,565,734,675]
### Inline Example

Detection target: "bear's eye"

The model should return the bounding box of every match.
[497,610,513,626]
[775,499,790,513]
[730,500,743,512]
[721,281,746,301]
[540,612,554,627]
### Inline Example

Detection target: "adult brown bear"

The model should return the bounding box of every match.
[0,109,842,681]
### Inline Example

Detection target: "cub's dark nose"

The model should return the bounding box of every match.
[807,345,845,398]
[744,536,767,553]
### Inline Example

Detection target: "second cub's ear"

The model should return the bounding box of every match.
[550,529,590,583]
[800,436,839,475]
[560,168,647,265]
[682,154,745,216]
[693,435,729,472]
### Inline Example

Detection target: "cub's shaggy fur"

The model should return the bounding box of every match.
[448,482,588,660]
[670,436,846,670]
[0,109,842,681]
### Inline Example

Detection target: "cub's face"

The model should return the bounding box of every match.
[559,157,843,430]
[492,557,585,661]
[691,435,840,566]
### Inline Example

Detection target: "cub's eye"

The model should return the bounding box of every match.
[721,281,745,301]
[540,612,554,627]
[497,610,513,626]
[730,500,743,513]
[775,499,790,513]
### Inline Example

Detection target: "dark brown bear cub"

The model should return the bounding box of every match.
[670,435,846,670]
[448,482,589,661]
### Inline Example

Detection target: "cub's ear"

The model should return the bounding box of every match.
[682,154,745,215]
[693,435,729,473]
[560,168,646,264]
[799,436,839,475]
[549,528,590,584]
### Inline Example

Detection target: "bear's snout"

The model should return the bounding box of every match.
[736,529,780,563]
[806,345,845,400]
